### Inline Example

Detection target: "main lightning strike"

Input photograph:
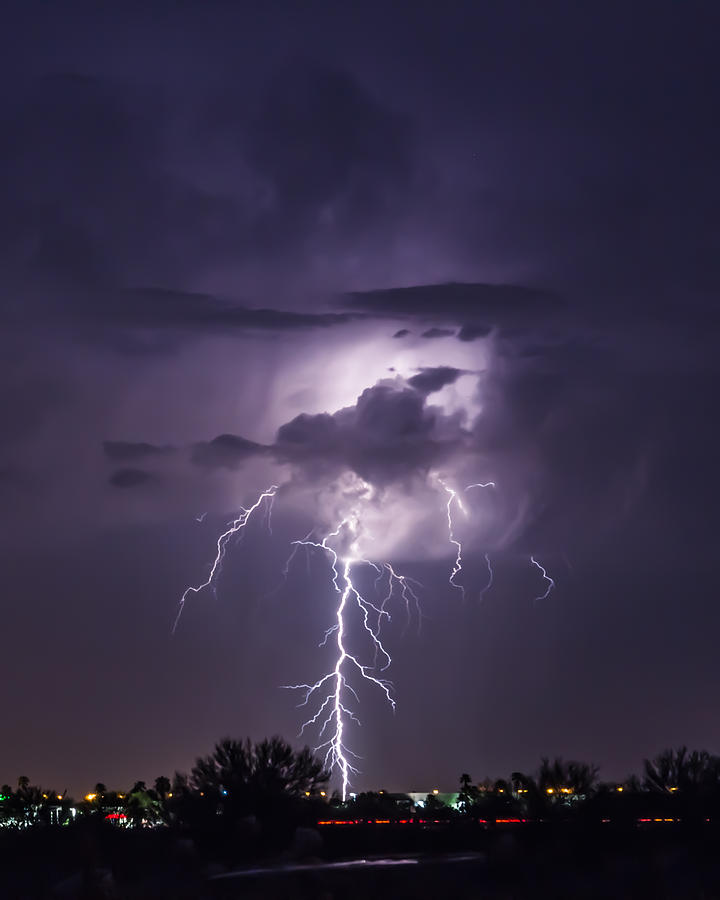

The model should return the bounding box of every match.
[283,518,396,801]
[172,485,279,634]
[530,555,555,603]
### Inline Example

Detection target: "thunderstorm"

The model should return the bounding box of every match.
[174,474,550,797]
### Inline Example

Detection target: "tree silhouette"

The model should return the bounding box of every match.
[422,792,453,816]
[154,775,171,800]
[538,757,599,798]
[457,773,481,815]
[192,736,327,802]
[189,735,328,837]
[643,747,720,794]
[126,782,162,828]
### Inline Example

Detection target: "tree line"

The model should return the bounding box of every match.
[1,736,328,841]
[3,741,720,836]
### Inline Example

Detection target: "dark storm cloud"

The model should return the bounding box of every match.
[191,434,266,470]
[465,329,720,563]
[67,287,362,339]
[421,327,455,339]
[392,329,410,338]
[245,60,414,241]
[344,283,563,330]
[457,323,493,342]
[407,367,464,395]
[102,371,470,484]
[0,64,402,354]
[274,381,468,485]
[0,71,215,290]
[108,468,156,488]
[115,289,359,331]
[103,441,174,462]
[100,433,266,474]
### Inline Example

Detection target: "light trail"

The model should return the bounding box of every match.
[172,485,279,634]
[530,555,555,603]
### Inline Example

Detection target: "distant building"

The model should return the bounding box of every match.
[407,791,460,809]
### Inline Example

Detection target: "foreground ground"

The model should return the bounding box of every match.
[3,821,720,898]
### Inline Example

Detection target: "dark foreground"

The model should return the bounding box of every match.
[4,821,720,899]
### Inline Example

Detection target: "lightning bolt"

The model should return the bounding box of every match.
[479,552,493,601]
[266,528,315,599]
[439,479,495,599]
[283,517,396,801]
[530,555,555,603]
[174,470,553,803]
[441,482,465,597]
[264,491,276,536]
[379,563,423,637]
[172,485,279,634]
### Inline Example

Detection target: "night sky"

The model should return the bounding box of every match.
[2,1,719,798]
